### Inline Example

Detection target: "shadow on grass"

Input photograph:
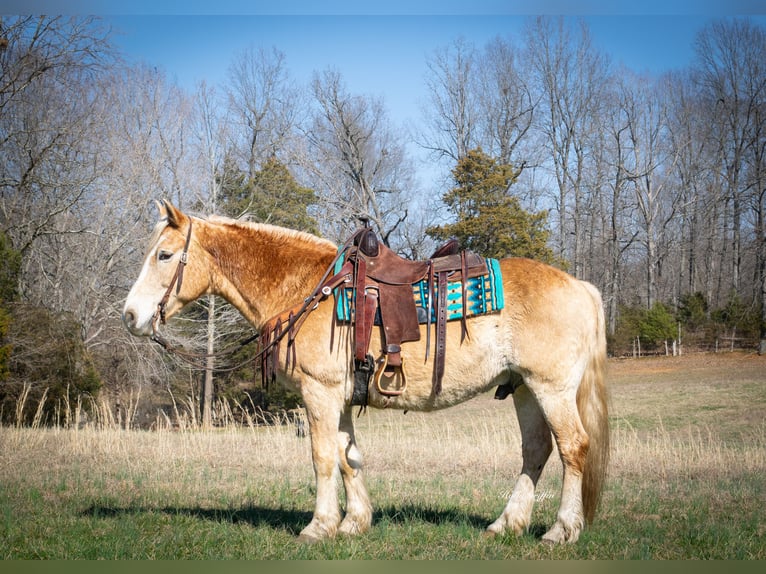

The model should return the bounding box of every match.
[373,504,490,530]
[82,504,312,536]
[81,502,524,537]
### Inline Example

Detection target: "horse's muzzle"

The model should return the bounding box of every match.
[122,306,153,337]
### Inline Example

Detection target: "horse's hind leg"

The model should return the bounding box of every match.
[530,379,590,544]
[337,407,372,536]
[486,382,553,537]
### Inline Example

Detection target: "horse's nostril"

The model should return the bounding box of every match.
[123,310,135,328]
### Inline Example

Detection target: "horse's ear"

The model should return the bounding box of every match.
[156,199,186,229]
[155,199,168,222]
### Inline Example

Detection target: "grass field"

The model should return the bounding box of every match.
[1,352,764,559]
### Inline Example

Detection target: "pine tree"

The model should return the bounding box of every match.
[220,156,319,234]
[426,148,560,264]
[210,157,318,416]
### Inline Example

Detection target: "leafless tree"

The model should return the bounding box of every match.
[0,16,111,118]
[226,45,300,178]
[616,72,681,308]
[693,18,766,351]
[524,17,610,278]
[301,69,416,247]
[475,36,535,169]
[420,38,478,166]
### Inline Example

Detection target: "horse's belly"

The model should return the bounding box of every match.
[366,316,510,411]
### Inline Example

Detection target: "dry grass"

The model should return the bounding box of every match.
[1,351,764,558]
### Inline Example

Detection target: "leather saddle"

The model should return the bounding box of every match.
[346,227,488,400]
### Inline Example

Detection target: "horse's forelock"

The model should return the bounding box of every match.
[144,219,170,257]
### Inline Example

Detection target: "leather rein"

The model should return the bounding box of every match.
[149,218,356,375]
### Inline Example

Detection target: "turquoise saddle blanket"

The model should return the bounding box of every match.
[334,257,505,323]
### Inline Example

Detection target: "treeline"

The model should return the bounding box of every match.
[1,16,764,427]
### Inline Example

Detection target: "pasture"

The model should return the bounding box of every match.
[1,352,764,559]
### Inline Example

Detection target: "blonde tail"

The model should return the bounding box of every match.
[576,282,610,524]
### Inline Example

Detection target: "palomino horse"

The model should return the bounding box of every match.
[122,200,609,544]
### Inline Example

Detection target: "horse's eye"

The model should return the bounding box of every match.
[158,250,174,262]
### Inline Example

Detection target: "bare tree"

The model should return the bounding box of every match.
[0,16,111,118]
[420,38,478,166]
[664,69,720,308]
[589,69,638,333]
[226,45,300,178]
[0,16,111,256]
[525,17,610,278]
[693,18,766,351]
[624,74,682,309]
[475,36,535,169]
[302,69,416,247]
[194,82,225,428]
[694,20,761,295]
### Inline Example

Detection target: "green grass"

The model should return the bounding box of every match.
[1,352,765,559]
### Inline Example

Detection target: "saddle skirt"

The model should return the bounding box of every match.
[335,257,505,324]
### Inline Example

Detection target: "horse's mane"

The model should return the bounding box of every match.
[206,214,337,252]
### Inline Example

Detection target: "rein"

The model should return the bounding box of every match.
[149,219,358,378]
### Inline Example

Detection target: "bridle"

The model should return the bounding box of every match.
[152,218,193,334]
[149,217,263,368]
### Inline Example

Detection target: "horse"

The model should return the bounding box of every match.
[122,200,609,544]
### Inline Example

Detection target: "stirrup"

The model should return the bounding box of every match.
[373,354,407,396]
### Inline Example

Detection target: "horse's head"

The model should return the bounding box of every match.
[123,200,209,337]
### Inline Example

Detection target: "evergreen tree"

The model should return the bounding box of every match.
[0,230,21,382]
[639,302,677,347]
[426,148,560,264]
[209,157,319,417]
[220,156,319,234]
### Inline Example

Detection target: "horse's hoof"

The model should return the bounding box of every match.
[541,536,557,545]
[297,532,323,544]
[338,519,369,537]
[541,521,579,544]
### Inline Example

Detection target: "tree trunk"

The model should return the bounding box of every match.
[202,295,216,429]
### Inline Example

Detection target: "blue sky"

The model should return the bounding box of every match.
[7,2,766,186]
[9,2,765,130]
[102,12,761,128]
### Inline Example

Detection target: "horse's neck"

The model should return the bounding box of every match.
[200,219,335,327]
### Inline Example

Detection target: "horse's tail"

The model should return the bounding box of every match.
[576,281,610,524]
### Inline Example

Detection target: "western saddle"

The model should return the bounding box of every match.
[344,227,488,403]
[259,226,490,406]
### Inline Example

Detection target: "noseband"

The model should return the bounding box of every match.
[152,219,193,333]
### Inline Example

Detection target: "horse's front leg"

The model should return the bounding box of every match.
[299,380,344,543]
[337,407,372,536]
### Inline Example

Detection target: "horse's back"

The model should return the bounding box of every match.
[499,257,604,375]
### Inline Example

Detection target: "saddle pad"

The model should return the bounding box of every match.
[335,257,504,323]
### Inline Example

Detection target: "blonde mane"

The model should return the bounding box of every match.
[206,214,337,251]
[144,219,170,257]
